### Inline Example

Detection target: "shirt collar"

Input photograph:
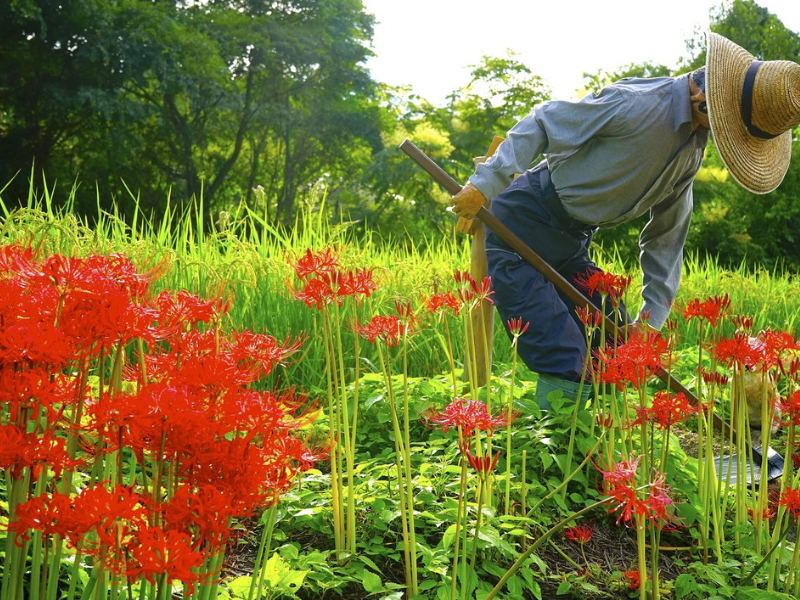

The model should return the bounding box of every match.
[671,75,693,130]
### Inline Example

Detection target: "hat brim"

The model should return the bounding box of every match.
[706,32,792,194]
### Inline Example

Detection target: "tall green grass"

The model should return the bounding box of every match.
[2,178,799,391]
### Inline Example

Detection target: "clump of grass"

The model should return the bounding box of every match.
[3,176,800,391]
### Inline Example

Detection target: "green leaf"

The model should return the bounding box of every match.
[675,573,698,599]
[264,553,308,594]
[361,571,383,594]
[226,576,253,599]
[556,580,571,595]
[735,588,796,600]
[365,393,386,410]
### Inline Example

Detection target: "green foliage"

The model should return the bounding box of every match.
[0,0,381,227]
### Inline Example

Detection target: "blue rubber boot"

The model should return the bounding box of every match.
[534,373,592,411]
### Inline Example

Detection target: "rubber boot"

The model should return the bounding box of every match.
[534,373,592,411]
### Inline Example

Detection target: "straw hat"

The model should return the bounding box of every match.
[706,31,800,194]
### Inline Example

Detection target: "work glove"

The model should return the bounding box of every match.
[451,183,487,234]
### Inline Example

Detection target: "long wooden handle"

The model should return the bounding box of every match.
[399,138,729,433]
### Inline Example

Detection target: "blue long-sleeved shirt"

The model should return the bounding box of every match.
[470,76,708,329]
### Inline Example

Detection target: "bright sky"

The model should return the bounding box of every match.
[363,0,800,102]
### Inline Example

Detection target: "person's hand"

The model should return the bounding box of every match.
[455,216,481,235]
[451,183,487,221]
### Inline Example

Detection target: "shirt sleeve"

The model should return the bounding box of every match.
[638,183,693,329]
[468,87,625,199]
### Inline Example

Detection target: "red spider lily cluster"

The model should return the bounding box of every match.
[632,391,702,429]
[359,301,416,347]
[574,269,632,307]
[426,291,461,317]
[453,270,494,307]
[290,248,376,309]
[713,331,799,371]
[424,398,507,437]
[598,330,670,390]
[564,524,593,544]
[598,457,674,527]
[779,487,800,519]
[623,569,641,590]
[779,391,800,426]
[682,294,730,328]
[0,245,319,590]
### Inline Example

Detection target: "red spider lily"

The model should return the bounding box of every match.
[160,485,237,548]
[714,331,798,371]
[597,456,640,487]
[358,314,404,347]
[155,289,230,334]
[598,330,669,390]
[753,329,799,371]
[596,413,614,429]
[0,244,36,274]
[623,570,641,590]
[701,370,729,387]
[712,334,761,369]
[293,269,377,309]
[597,458,674,526]
[424,398,508,437]
[9,484,150,550]
[462,446,500,475]
[632,391,701,429]
[564,524,593,544]
[0,367,77,421]
[778,391,800,426]
[394,300,417,329]
[228,331,303,381]
[644,474,674,523]
[731,315,754,332]
[573,269,631,306]
[293,275,337,310]
[337,268,377,299]
[426,291,460,316]
[507,317,530,338]
[779,487,800,519]
[575,306,601,329]
[748,503,777,521]
[7,493,75,541]
[0,426,79,479]
[0,316,75,367]
[125,527,204,590]
[454,271,494,306]
[293,248,339,280]
[682,294,730,328]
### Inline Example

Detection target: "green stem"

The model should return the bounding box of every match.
[636,518,647,600]
[258,505,277,600]
[450,455,468,600]
[562,345,591,502]
[742,520,791,586]
[527,431,606,516]
[504,350,518,515]
[400,330,418,594]
[484,498,611,599]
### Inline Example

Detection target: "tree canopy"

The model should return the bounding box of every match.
[0,0,799,268]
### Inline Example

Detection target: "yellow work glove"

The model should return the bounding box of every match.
[451,183,487,235]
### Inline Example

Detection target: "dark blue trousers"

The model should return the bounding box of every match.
[486,164,625,382]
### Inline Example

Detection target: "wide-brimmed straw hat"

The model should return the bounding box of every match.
[706,31,800,194]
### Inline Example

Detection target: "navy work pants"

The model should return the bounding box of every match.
[486,164,625,383]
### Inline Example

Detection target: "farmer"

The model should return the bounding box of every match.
[451,32,800,409]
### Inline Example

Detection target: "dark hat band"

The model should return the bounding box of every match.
[741,61,779,140]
